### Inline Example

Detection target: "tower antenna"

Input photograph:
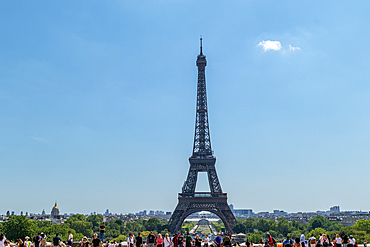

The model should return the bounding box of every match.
[200,36,203,55]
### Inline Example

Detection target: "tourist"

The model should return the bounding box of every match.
[41,236,47,247]
[245,239,250,247]
[178,234,184,247]
[99,223,105,242]
[17,239,25,247]
[300,232,306,247]
[108,240,116,247]
[214,233,221,247]
[53,234,62,247]
[164,234,171,247]
[294,238,301,247]
[334,234,342,247]
[283,236,292,247]
[348,236,356,247]
[364,240,367,247]
[156,234,163,247]
[194,235,202,247]
[341,231,348,247]
[136,233,143,247]
[152,233,156,247]
[309,235,316,247]
[223,234,231,247]
[0,234,6,247]
[185,233,191,247]
[25,237,31,247]
[80,237,89,247]
[128,233,135,247]
[67,231,73,247]
[4,240,10,247]
[148,232,155,247]
[173,234,179,247]
[34,233,41,247]
[203,235,209,247]
[92,234,102,247]
[267,233,275,247]
[250,241,254,247]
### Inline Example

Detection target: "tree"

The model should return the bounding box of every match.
[87,215,104,231]
[145,218,161,231]
[233,223,246,234]
[69,221,93,237]
[3,216,37,241]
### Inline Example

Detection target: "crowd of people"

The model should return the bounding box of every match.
[244,231,364,247]
[1,228,368,247]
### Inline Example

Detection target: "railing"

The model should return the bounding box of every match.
[179,192,227,198]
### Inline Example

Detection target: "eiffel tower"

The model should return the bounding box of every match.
[169,39,237,233]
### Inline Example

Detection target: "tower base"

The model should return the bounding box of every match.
[169,193,236,233]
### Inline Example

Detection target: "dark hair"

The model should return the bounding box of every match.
[56,234,59,236]
[0,234,5,241]
[295,238,300,244]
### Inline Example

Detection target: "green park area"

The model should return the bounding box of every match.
[2,215,370,244]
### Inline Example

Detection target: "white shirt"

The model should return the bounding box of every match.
[128,237,134,245]
[0,237,6,247]
[349,238,356,244]
[300,235,305,243]
[109,243,116,247]
[204,237,209,243]
[164,238,171,247]
[69,234,73,241]
[335,238,342,244]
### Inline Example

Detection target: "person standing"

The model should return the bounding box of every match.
[34,233,41,247]
[294,239,301,247]
[203,235,209,247]
[178,234,184,247]
[348,236,356,247]
[283,237,292,247]
[172,234,178,247]
[67,231,73,247]
[223,234,231,247]
[185,233,192,247]
[41,237,47,247]
[164,234,171,247]
[128,234,135,247]
[24,237,31,247]
[99,223,105,242]
[267,233,275,247]
[341,231,348,247]
[309,235,316,247]
[53,234,62,247]
[0,234,6,247]
[80,237,89,247]
[148,232,155,247]
[92,234,102,247]
[194,235,202,247]
[157,234,163,247]
[300,233,306,247]
[136,233,143,247]
[214,233,222,247]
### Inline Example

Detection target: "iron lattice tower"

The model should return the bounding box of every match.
[169,39,236,233]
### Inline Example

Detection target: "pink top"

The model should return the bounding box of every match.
[157,238,163,245]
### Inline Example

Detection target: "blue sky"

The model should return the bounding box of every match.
[1,1,370,215]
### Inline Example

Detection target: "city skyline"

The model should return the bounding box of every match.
[2,1,370,214]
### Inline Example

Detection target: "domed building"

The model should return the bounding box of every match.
[51,202,60,218]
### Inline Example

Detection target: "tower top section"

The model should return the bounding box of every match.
[192,38,212,158]
[196,37,207,68]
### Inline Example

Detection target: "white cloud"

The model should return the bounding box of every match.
[289,45,301,51]
[31,136,48,143]
[257,40,301,52]
[258,40,282,52]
